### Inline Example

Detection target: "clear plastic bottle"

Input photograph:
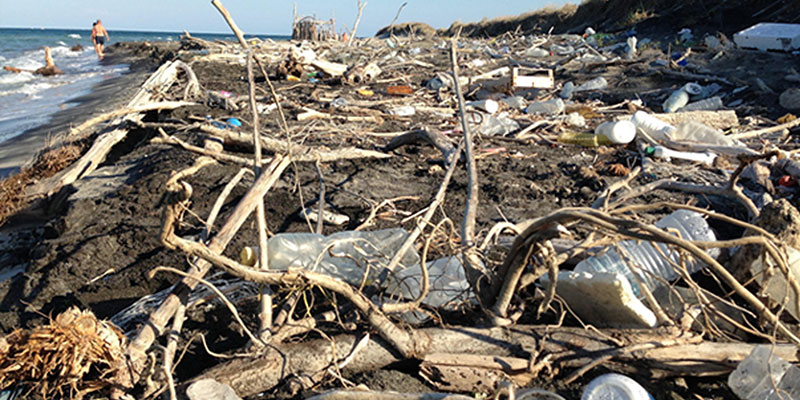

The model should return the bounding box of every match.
[574,210,717,298]
[672,121,739,146]
[728,345,800,400]
[662,88,690,113]
[679,96,723,112]
[663,83,703,113]
[525,98,565,115]
[242,228,420,286]
[626,36,638,59]
[582,373,653,400]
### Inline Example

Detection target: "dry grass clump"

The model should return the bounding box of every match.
[0,307,126,399]
[0,143,81,226]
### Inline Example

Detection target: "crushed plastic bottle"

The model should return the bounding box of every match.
[574,77,608,92]
[525,47,550,58]
[574,210,718,298]
[386,256,473,309]
[478,115,520,136]
[387,105,416,116]
[728,345,800,400]
[560,81,575,99]
[500,96,526,110]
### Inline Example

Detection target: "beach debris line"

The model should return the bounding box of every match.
[3,1,800,399]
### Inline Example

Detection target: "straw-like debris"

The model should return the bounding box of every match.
[0,308,125,399]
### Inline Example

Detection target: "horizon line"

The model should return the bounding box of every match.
[0,25,290,37]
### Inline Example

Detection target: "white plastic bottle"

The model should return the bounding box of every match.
[595,120,636,144]
[574,210,717,298]
[631,111,676,142]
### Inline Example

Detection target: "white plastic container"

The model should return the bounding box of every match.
[734,23,800,52]
[728,345,800,400]
[582,373,652,400]
[595,120,636,144]
[574,210,717,298]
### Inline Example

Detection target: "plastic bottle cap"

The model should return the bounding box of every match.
[582,373,652,400]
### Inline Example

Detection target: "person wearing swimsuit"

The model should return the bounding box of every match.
[91,20,110,60]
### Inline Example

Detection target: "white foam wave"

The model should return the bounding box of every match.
[57,41,67,46]
[68,33,81,39]
[0,71,34,85]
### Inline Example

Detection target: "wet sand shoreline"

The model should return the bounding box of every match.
[0,48,155,178]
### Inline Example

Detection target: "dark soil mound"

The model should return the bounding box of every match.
[375,22,437,38]
[439,0,800,37]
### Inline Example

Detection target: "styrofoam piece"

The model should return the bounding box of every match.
[542,270,657,328]
[734,23,800,51]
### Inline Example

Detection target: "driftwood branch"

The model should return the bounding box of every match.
[194,325,798,397]
[120,156,289,393]
[347,0,367,46]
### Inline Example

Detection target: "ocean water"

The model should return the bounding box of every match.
[0,28,288,144]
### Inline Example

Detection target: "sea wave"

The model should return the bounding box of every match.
[0,71,34,85]
[68,33,81,39]
[57,40,67,46]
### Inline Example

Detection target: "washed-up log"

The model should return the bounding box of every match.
[193,325,798,397]
[201,125,391,162]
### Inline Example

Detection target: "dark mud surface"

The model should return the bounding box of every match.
[1,31,798,398]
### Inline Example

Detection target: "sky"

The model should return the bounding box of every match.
[0,0,574,36]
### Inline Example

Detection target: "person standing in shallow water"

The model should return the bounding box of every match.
[91,20,110,60]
